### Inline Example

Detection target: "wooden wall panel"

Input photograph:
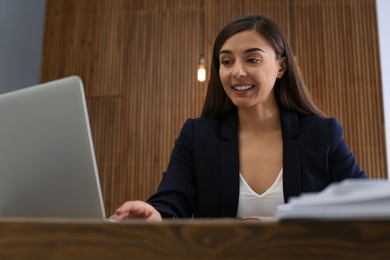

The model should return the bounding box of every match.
[291,0,386,178]
[41,0,386,216]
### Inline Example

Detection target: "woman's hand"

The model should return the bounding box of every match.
[109,200,162,221]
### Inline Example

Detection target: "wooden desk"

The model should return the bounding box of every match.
[0,218,389,259]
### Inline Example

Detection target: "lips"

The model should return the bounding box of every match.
[232,85,255,92]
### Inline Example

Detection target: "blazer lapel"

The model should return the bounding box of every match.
[217,109,302,215]
[280,108,301,202]
[219,113,240,217]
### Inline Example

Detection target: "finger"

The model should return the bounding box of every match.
[115,200,143,215]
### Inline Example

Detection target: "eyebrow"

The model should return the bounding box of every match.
[219,47,266,56]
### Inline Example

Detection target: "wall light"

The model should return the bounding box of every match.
[197,55,206,82]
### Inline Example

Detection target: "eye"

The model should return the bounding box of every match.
[220,59,233,66]
[247,58,261,63]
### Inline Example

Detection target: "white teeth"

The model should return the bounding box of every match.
[234,85,253,91]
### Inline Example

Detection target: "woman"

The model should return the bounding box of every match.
[110,14,367,221]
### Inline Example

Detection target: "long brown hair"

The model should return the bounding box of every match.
[201,14,326,118]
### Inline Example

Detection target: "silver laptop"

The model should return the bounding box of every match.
[0,76,106,219]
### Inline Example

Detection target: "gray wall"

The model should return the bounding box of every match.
[0,0,46,94]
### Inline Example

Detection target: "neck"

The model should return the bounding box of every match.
[238,104,281,135]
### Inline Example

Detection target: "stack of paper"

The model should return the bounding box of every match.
[276,179,390,220]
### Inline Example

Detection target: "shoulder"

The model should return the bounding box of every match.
[181,113,235,133]
[295,114,344,146]
[293,112,341,131]
[183,116,220,127]
[178,116,219,134]
[178,114,237,145]
[180,117,219,135]
[281,108,343,137]
[302,114,342,131]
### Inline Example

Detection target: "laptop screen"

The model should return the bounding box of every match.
[0,76,106,219]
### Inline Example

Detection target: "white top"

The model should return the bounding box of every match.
[236,169,284,218]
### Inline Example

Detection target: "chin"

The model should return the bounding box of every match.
[233,102,255,109]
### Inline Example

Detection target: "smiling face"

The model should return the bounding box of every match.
[219,30,285,111]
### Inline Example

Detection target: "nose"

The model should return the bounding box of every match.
[231,61,247,78]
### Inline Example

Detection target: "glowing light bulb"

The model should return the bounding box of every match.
[197,55,206,82]
[197,65,206,82]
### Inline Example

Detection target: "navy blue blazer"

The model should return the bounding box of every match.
[147,109,368,218]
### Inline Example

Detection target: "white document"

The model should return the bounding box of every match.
[276,179,390,220]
